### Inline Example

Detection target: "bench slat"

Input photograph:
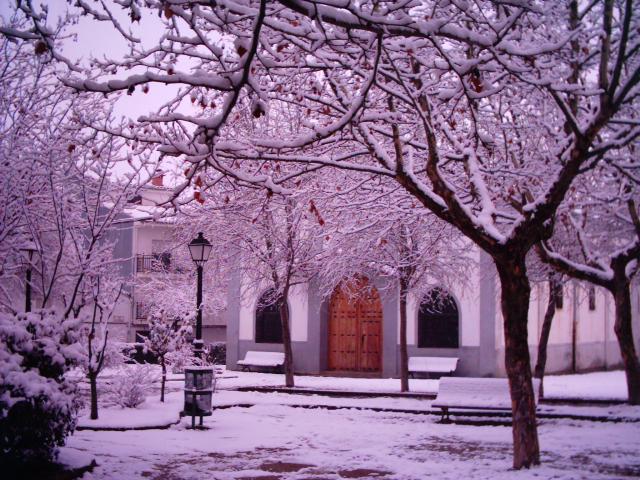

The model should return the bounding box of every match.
[433,377,540,411]
[237,351,285,368]
[408,356,458,373]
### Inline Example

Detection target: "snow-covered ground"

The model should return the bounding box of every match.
[65,369,639,479]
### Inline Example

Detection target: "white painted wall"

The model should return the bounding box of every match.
[403,247,481,347]
[289,284,309,342]
[134,223,174,255]
[497,281,618,349]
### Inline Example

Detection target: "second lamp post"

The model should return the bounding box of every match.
[188,232,213,357]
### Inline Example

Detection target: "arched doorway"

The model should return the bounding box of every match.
[328,277,382,372]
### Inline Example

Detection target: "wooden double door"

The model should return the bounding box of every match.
[328,278,382,373]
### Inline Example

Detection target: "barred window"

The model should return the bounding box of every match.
[588,286,596,311]
[417,288,459,349]
[255,291,285,344]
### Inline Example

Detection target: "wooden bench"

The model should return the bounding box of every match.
[408,356,459,378]
[432,377,541,421]
[237,351,285,372]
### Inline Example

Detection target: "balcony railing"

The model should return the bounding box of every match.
[136,253,184,274]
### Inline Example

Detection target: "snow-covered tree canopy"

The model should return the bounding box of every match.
[7,1,638,257]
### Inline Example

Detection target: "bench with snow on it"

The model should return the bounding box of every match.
[408,356,459,378]
[237,351,285,372]
[432,377,540,421]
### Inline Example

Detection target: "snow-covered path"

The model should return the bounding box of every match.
[67,397,640,480]
[64,369,640,479]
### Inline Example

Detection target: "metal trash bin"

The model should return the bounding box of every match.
[182,366,215,428]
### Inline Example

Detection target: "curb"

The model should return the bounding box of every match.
[76,418,181,431]
[212,400,640,424]
[232,386,627,406]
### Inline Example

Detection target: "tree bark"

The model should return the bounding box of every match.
[496,256,540,469]
[89,373,98,420]
[533,278,559,399]
[160,358,167,403]
[280,287,295,388]
[399,278,409,392]
[611,281,640,404]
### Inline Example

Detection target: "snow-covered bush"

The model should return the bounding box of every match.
[0,310,82,468]
[167,344,206,374]
[107,366,156,408]
[208,342,226,365]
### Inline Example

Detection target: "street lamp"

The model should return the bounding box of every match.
[19,240,38,313]
[188,232,213,356]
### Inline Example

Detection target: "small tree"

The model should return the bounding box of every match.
[143,309,192,402]
[81,278,125,420]
[189,185,325,388]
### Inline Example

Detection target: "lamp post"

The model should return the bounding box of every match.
[188,232,213,356]
[19,240,38,313]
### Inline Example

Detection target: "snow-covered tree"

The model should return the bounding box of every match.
[539,165,640,404]
[0,24,154,427]
[192,185,325,387]
[142,309,192,402]
[80,277,126,420]
[320,187,470,392]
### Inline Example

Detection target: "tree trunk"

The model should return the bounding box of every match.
[612,281,640,404]
[496,257,540,469]
[399,279,409,392]
[89,373,99,420]
[533,278,559,399]
[280,288,295,388]
[160,359,167,403]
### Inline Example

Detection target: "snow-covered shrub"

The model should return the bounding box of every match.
[106,366,156,408]
[208,342,226,365]
[166,344,209,374]
[0,310,83,468]
[167,344,197,374]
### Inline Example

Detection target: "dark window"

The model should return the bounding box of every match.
[588,286,596,311]
[255,291,285,344]
[135,330,149,343]
[136,302,150,320]
[418,288,459,348]
[552,280,563,309]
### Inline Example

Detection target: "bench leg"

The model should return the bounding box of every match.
[439,407,450,423]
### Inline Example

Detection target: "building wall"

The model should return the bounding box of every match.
[227,246,638,378]
[495,281,628,377]
[403,248,494,377]
[113,212,228,344]
[229,250,490,377]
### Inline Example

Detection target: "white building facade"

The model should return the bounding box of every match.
[226,249,640,377]
[109,177,226,344]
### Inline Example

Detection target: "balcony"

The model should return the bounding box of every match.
[136,253,184,274]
